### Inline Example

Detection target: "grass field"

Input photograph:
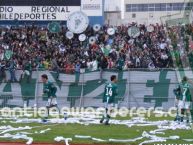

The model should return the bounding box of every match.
[0,112,193,145]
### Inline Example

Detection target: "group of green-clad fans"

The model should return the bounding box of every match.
[173,76,193,125]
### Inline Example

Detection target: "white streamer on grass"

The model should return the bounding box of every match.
[0,124,55,145]
[0,133,33,145]
[75,135,92,139]
[91,137,106,142]
[54,136,72,145]
[39,128,51,134]
[109,136,144,143]
[0,126,32,135]
[139,131,180,145]
[183,139,193,142]
[149,128,168,135]
[0,116,191,144]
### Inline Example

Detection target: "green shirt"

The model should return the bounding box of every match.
[38,63,45,71]
[101,46,110,57]
[24,62,32,72]
[179,82,193,102]
[117,58,124,70]
[43,81,57,98]
[103,82,118,104]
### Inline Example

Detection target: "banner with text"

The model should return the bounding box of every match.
[0,0,103,21]
[0,6,80,21]
[81,0,103,16]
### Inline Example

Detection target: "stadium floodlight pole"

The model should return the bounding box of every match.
[79,68,85,108]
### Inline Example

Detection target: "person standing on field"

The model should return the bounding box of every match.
[100,75,118,125]
[177,76,193,125]
[41,74,59,118]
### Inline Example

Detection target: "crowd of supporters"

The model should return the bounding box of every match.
[0,23,193,82]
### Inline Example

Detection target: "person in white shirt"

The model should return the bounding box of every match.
[86,59,93,71]
[91,59,98,71]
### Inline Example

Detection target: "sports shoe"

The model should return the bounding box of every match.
[64,113,68,120]
[180,117,184,122]
[100,118,104,124]
[42,117,48,123]
[105,120,110,125]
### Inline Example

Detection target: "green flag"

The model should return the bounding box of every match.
[48,22,61,33]
[4,50,13,60]
[101,45,111,56]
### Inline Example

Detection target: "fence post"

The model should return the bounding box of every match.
[127,69,130,109]
[34,69,39,108]
[79,68,85,108]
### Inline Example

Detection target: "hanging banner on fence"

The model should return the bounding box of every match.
[0,69,183,109]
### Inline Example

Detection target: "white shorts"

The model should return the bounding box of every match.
[178,100,191,109]
[46,97,57,107]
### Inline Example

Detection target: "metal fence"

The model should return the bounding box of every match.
[0,68,187,110]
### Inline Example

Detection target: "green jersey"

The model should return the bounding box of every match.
[24,62,32,72]
[103,83,118,104]
[179,82,193,102]
[43,81,57,98]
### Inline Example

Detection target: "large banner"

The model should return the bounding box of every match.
[0,70,181,108]
[0,0,103,21]
[0,6,80,21]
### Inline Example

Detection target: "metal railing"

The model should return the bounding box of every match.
[0,69,186,109]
